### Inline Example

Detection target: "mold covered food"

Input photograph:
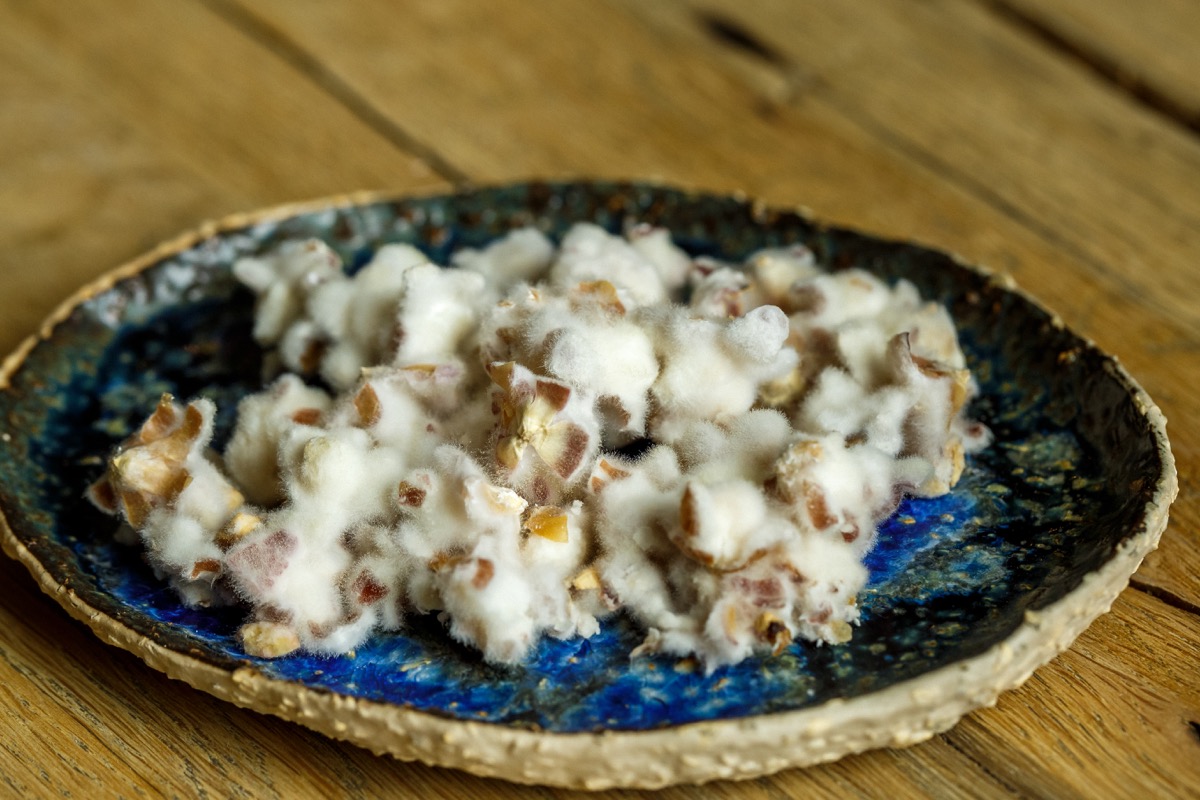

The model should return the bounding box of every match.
[87,223,990,672]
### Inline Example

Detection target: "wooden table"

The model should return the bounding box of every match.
[1,1,1197,797]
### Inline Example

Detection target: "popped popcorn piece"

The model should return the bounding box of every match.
[453,227,555,291]
[88,394,243,607]
[689,266,759,319]
[626,223,692,292]
[240,620,301,658]
[437,538,535,663]
[304,243,427,389]
[549,223,668,308]
[771,434,898,555]
[746,245,820,310]
[233,238,342,347]
[225,374,333,505]
[224,505,358,654]
[487,361,599,504]
[671,480,793,571]
[539,291,659,444]
[649,304,798,442]
[393,264,489,365]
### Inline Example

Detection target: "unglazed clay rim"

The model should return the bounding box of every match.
[0,186,1179,790]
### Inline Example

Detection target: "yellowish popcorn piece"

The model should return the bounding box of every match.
[756,364,805,409]
[570,279,626,316]
[100,395,202,526]
[588,457,631,494]
[216,512,263,550]
[569,567,601,591]
[240,621,301,658]
[461,477,528,517]
[828,619,853,645]
[353,383,382,427]
[524,506,569,542]
[402,363,439,375]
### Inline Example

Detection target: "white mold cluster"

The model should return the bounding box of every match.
[90,223,987,671]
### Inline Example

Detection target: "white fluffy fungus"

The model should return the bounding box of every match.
[89,225,987,671]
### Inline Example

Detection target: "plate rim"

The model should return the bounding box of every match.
[0,182,1179,789]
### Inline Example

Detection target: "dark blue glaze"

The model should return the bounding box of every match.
[0,182,1162,733]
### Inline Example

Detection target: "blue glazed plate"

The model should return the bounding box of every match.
[0,183,1177,789]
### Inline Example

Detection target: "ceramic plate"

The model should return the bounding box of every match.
[0,182,1176,789]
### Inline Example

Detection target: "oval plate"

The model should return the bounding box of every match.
[0,182,1177,789]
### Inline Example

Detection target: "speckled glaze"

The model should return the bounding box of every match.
[0,182,1176,788]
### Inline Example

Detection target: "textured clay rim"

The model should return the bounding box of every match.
[0,187,1179,790]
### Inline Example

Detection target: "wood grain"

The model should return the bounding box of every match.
[0,0,447,356]
[0,0,1196,796]
[986,0,1200,127]
[946,589,1200,798]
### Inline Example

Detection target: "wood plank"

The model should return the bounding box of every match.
[946,588,1200,798]
[985,0,1200,127]
[1137,522,1200,615]
[1078,583,1200,709]
[1,0,1196,795]
[232,0,1200,611]
[0,0,448,357]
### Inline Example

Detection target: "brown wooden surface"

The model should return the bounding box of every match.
[0,0,1196,796]
[987,0,1200,127]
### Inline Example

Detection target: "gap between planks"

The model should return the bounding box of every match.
[1131,577,1200,618]
[194,0,473,186]
[978,0,1200,137]
[701,3,1200,139]
[941,737,1022,798]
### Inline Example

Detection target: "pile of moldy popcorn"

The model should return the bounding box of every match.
[88,222,989,671]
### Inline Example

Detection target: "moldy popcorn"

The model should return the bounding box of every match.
[89,223,989,672]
